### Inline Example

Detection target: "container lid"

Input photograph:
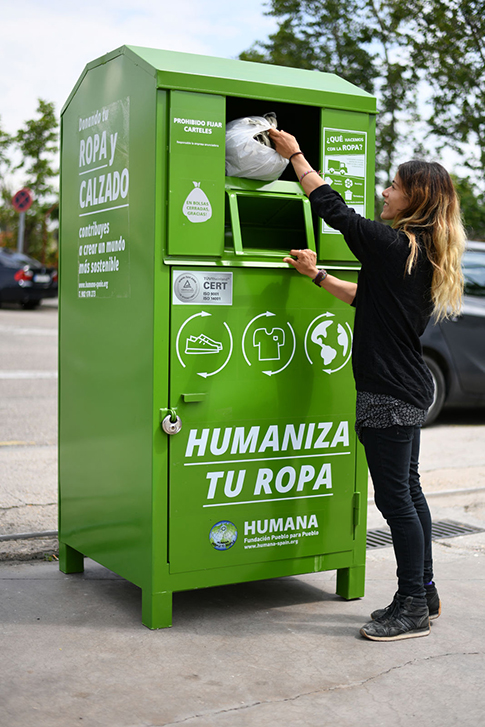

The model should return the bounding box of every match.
[62,45,376,116]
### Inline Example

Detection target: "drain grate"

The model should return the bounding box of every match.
[366,519,484,550]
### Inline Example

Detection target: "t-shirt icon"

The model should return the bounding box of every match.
[253,327,285,361]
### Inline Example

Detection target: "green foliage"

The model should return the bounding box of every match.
[0,100,59,263]
[238,0,485,233]
[239,0,419,185]
[0,118,15,249]
[240,1,376,92]
[412,1,485,178]
[239,0,485,188]
[0,116,12,181]
[453,175,485,240]
[365,0,424,184]
[16,99,58,200]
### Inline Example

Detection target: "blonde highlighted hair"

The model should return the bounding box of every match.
[392,160,466,321]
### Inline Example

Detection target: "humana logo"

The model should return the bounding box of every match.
[244,514,318,536]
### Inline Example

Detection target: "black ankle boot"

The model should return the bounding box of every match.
[424,583,441,621]
[370,592,399,623]
[361,594,430,641]
[371,585,441,623]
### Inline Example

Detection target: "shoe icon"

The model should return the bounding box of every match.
[185,334,223,355]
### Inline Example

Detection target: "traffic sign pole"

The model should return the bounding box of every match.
[17,212,26,254]
[12,189,33,255]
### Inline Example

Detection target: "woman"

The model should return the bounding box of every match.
[269,127,466,642]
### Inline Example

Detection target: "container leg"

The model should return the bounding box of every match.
[142,590,173,629]
[336,564,365,600]
[59,542,84,573]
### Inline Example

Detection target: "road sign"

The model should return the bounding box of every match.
[12,188,33,213]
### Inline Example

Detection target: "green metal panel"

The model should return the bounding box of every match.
[167,92,226,257]
[150,89,172,603]
[318,108,376,263]
[59,53,157,587]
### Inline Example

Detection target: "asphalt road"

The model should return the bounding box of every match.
[0,299,58,555]
[1,298,485,557]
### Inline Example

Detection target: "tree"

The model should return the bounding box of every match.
[453,175,485,240]
[239,0,420,185]
[0,118,15,248]
[0,116,11,183]
[13,100,59,260]
[16,99,58,201]
[412,0,485,184]
[364,0,421,183]
[240,1,376,93]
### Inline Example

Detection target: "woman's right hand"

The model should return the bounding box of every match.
[270,130,327,195]
[268,129,301,159]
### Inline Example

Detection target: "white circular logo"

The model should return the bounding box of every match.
[175,273,200,302]
[304,313,353,374]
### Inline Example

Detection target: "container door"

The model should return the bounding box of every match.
[167,266,359,574]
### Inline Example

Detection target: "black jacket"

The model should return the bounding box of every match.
[309,185,434,409]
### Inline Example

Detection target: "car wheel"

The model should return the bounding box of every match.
[22,300,41,310]
[423,355,446,426]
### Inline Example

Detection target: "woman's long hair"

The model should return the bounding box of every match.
[392,160,466,321]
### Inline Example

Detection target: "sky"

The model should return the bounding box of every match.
[0,0,276,136]
[0,0,467,187]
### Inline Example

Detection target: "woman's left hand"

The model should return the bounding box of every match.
[283,248,319,278]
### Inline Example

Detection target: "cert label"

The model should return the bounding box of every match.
[173,270,233,305]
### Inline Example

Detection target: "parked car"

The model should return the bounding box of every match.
[421,240,485,424]
[0,248,58,309]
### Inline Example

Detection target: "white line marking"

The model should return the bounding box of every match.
[184,451,351,466]
[0,325,57,336]
[79,165,108,176]
[0,371,58,379]
[79,204,129,217]
[203,493,334,508]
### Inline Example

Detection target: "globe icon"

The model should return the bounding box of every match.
[209,521,238,550]
[307,314,353,373]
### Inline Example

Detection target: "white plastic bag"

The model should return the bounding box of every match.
[225,115,289,181]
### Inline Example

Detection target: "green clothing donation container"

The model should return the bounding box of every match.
[59,45,376,629]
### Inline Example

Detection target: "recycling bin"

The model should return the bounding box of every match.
[59,46,376,628]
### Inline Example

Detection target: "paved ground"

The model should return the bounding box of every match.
[1,525,484,727]
[1,299,485,726]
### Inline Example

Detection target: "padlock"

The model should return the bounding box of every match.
[161,414,182,435]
